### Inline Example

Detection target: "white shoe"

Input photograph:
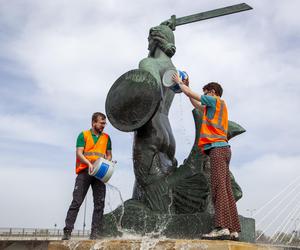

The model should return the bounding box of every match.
[202,228,230,240]
[230,232,239,241]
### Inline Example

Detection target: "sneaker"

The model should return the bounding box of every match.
[202,228,230,240]
[62,230,71,240]
[230,232,239,241]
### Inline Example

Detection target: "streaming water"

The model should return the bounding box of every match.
[105,183,125,233]
[104,183,175,250]
[178,94,192,147]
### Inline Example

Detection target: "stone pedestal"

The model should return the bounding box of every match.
[3,239,292,250]
[102,199,255,243]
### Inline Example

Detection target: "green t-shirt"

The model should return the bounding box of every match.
[76,129,112,150]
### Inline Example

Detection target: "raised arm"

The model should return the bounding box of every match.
[189,96,204,111]
[172,73,204,112]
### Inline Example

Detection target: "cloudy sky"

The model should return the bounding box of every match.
[0,0,299,237]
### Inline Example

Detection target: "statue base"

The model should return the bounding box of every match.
[1,239,290,250]
[48,240,295,250]
[102,199,255,243]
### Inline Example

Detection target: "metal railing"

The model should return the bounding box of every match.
[0,228,90,239]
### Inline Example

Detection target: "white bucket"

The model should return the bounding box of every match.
[89,158,116,183]
[162,69,188,93]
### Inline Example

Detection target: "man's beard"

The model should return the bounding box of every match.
[94,127,103,134]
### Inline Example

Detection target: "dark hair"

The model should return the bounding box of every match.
[202,82,223,97]
[92,112,106,123]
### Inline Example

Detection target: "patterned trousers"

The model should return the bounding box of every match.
[209,146,241,232]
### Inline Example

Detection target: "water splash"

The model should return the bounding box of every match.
[178,94,192,147]
[105,183,125,233]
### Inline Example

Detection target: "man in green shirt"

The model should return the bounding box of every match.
[62,112,112,240]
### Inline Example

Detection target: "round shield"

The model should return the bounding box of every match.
[105,69,161,132]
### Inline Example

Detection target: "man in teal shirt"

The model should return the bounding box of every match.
[172,73,240,240]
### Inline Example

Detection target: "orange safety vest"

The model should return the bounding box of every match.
[198,97,228,149]
[75,130,109,174]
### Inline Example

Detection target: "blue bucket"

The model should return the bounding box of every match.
[178,70,188,81]
[162,69,188,93]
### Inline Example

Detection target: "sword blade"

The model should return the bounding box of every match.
[175,3,252,27]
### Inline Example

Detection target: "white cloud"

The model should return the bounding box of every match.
[0,114,67,146]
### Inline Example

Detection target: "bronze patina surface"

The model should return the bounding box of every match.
[106,69,161,132]
[105,3,252,241]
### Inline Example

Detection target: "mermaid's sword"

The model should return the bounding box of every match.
[161,3,253,30]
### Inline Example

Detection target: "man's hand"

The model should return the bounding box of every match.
[106,150,112,161]
[182,76,189,87]
[172,72,190,87]
[172,73,182,85]
[88,162,94,174]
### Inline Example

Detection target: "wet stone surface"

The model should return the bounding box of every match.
[102,199,255,243]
